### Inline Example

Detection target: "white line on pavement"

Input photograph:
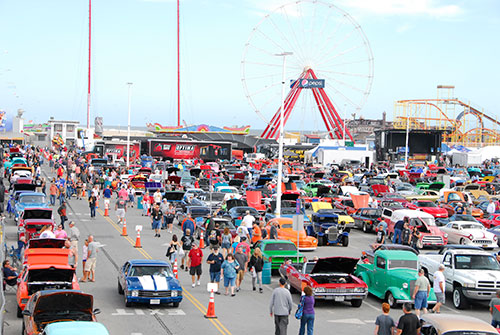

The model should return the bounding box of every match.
[327,318,365,324]
[441,304,460,314]
[135,309,145,315]
[362,300,381,312]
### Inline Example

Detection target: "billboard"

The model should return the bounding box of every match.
[97,142,140,160]
[149,140,231,161]
[290,79,325,89]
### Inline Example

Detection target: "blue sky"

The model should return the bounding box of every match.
[0,0,499,133]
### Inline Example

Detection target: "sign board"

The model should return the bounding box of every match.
[135,225,143,232]
[292,215,304,232]
[207,283,218,292]
[290,79,325,89]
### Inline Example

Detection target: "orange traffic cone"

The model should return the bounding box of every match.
[104,202,109,216]
[199,232,205,249]
[173,259,178,279]
[134,229,142,248]
[121,220,128,236]
[204,290,217,319]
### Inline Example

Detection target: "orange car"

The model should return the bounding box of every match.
[266,217,318,251]
[16,248,79,317]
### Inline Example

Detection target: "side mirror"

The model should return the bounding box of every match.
[93,308,101,315]
[22,309,31,316]
[443,261,451,267]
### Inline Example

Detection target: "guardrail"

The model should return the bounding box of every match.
[0,215,6,335]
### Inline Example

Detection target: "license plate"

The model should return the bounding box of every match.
[483,245,488,248]
[334,296,345,302]
[324,296,334,300]
[150,299,160,305]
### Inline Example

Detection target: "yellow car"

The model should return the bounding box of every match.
[420,313,497,335]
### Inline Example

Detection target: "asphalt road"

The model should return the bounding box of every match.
[2,172,496,334]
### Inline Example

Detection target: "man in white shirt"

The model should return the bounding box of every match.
[241,210,255,239]
[153,189,162,205]
[431,264,446,313]
[487,199,497,215]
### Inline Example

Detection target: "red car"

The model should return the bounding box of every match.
[407,200,448,219]
[334,197,356,215]
[279,257,368,307]
[18,208,55,241]
[478,213,500,229]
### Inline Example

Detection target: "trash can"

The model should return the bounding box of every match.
[262,261,272,285]
[137,195,143,210]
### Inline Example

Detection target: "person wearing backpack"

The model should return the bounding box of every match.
[180,229,194,271]
[299,285,315,335]
[57,200,68,229]
[221,227,232,257]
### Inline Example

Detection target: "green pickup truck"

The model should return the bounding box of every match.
[253,240,304,270]
[355,249,436,307]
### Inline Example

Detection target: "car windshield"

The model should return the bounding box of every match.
[364,209,382,216]
[417,202,436,208]
[387,259,418,270]
[454,255,500,271]
[129,266,173,277]
[419,217,436,226]
[452,214,478,222]
[448,193,462,201]
[217,221,235,230]
[280,223,293,229]
[20,195,45,203]
[208,193,225,201]
[281,208,298,215]
[234,208,258,216]
[316,216,337,224]
[461,223,483,230]
[264,243,297,252]
[343,200,354,207]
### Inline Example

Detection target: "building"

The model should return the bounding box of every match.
[47,118,80,146]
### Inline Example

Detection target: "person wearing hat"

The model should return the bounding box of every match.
[68,221,80,250]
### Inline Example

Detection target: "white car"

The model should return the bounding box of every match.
[440,221,497,249]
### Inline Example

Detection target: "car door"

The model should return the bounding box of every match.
[119,262,131,291]
[372,256,387,296]
[442,252,454,291]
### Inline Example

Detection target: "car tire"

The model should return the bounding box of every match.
[17,305,22,318]
[172,301,180,307]
[342,236,349,247]
[452,286,469,309]
[350,299,362,308]
[386,292,396,308]
[124,293,132,307]
[318,235,324,246]
[460,238,467,245]
[118,280,124,295]
[362,223,368,233]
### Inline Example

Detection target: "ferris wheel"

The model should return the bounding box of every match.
[241,0,374,140]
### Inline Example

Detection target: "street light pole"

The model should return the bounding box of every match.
[275,52,293,217]
[126,82,133,168]
[404,113,410,167]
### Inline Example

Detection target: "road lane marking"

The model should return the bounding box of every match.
[135,309,145,315]
[97,208,231,335]
[327,318,365,324]
[112,309,135,316]
[362,300,381,312]
[149,309,164,316]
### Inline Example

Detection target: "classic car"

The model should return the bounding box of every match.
[360,244,419,264]
[118,259,183,307]
[279,257,367,307]
[420,314,498,335]
[129,174,148,195]
[354,249,437,307]
[14,192,48,222]
[439,221,497,249]
[22,290,100,335]
[253,239,304,270]
[18,208,54,241]
[266,217,318,251]
[17,248,79,317]
[487,225,500,246]
[438,191,483,218]
[308,204,352,247]
[407,200,448,219]
[42,321,110,335]
[351,207,383,233]
[478,213,500,228]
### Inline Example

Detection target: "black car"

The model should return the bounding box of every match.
[352,208,383,233]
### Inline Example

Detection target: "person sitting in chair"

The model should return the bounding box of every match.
[3,260,18,288]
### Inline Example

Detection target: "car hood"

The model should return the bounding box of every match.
[462,229,494,238]
[22,208,52,220]
[28,238,66,249]
[127,275,181,290]
[311,257,359,274]
[34,291,93,315]
[163,191,184,201]
[459,270,500,282]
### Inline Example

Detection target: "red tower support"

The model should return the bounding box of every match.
[261,68,354,143]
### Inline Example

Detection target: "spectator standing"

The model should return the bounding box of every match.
[377,220,388,244]
[181,213,195,236]
[180,229,194,271]
[82,235,98,282]
[188,242,203,288]
[153,189,162,205]
[68,221,80,250]
[375,303,395,335]
[431,264,446,313]
[151,203,163,238]
[251,222,262,245]
[54,224,67,239]
[160,199,169,230]
[489,290,500,328]
[166,234,180,263]
[89,194,97,219]
[396,303,420,335]
[269,220,279,240]
[221,253,240,296]
[299,285,315,335]
[64,239,78,269]
[410,228,421,251]
[207,246,224,295]
[115,197,127,225]
[248,247,264,293]
[269,277,293,335]
[103,185,112,210]
[236,224,250,241]
[241,210,255,239]
[401,222,412,246]
[57,201,68,229]
[234,246,248,292]
[81,239,88,277]
[220,227,232,257]
[487,199,497,215]
[392,217,405,244]
[412,268,430,316]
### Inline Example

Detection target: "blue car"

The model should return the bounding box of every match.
[14,192,48,222]
[43,321,110,335]
[118,259,183,307]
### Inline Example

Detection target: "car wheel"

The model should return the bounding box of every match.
[386,292,396,308]
[453,286,469,309]
[17,305,22,318]
[362,223,368,233]
[342,235,349,247]
[124,293,132,307]
[118,280,124,295]
[460,238,467,245]
[317,235,324,246]
[172,301,180,307]
[350,299,362,308]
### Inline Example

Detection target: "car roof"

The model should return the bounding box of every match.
[421,313,497,332]
[127,259,170,266]
[45,321,110,334]
[375,250,418,259]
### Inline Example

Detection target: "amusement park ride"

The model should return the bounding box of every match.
[394,85,500,147]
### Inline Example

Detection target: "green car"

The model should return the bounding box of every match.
[303,182,330,197]
[354,250,436,307]
[253,239,304,270]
